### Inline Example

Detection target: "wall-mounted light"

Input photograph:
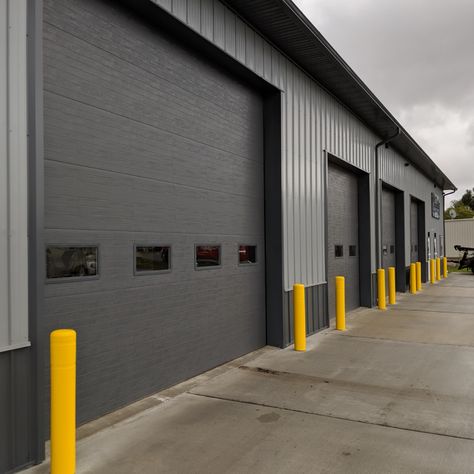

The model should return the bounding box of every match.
[404,162,410,167]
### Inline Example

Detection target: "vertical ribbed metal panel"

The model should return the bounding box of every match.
[0,0,8,348]
[213,1,225,48]
[244,24,255,71]
[186,0,200,31]
[0,0,29,352]
[263,40,271,81]
[201,0,213,40]
[149,0,444,290]
[154,0,171,9]
[224,6,235,56]
[0,348,32,472]
[235,15,245,63]
[445,220,474,258]
[380,146,445,265]
[171,0,187,21]
[254,33,263,76]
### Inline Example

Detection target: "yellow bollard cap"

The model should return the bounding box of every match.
[51,329,76,342]
[51,329,76,369]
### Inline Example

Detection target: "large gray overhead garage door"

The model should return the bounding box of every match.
[327,163,360,318]
[410,199,419,263]
[382,187,396,292]
[43,0,266,424]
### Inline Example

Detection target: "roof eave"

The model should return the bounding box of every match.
[224,0,456,191]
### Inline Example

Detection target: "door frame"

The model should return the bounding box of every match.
[324,152,372,316]
[411,196,427,282]
[381,182,405,292]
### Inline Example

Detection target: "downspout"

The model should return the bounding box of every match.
[375,127,400,269]
[442,188,457,257]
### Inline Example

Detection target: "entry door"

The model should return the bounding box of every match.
[427,233,432,280]
[410,199,419,263]
[382,188,396,292]
[327,163,360,318]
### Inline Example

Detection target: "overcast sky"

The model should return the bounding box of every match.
[293,0,474,204]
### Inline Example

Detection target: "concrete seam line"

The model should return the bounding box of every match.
[188,392,474,443]
[335,333,474,350]
[388,307,474,315]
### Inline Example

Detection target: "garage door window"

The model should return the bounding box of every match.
[349,245,357,257]
[46,245,98,281]
[335,245,343,258]
[135,245,171,274]
[195,245,221,269]
[239,245,257,265]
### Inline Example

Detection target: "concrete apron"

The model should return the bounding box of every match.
[26,273,474,473]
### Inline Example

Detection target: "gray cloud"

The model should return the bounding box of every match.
[294,0,474,201]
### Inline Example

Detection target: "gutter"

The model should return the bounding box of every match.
[375,127,401,269]
[443,189,456,200]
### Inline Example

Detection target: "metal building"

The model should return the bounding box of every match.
[0,0,455,471]
[445,219,474,259]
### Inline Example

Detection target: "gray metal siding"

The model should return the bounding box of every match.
[0,348,32,473]
[380,146,445,265]
[282,284,327,347]
[149,0,446,292]
[149,0,377,291]
[327,163,360,317]
[445,219,474,258]
[43,0,265,424]
[0,0,30,353]
[0,2,40,471]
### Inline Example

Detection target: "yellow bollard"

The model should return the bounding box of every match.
[388,267,396,305]
[377,268,386,310]
[436,257,441,280]
[443,257,448,278]
[416,261,422,291]
[51,329,76,474]
[430,259,436,284]
[335,276,346,330]
[293,284,306,351]
[409,263,417,294]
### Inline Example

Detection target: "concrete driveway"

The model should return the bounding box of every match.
[27,273,474,473]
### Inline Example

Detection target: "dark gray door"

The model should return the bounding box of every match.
[410,199,419,263]
[44,0,265,424]
[327,163,360,318]
[382,188,396,292]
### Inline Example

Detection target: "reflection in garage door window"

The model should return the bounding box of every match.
[46,246,98,280]
[239,245,257,265]
[135,245,170,273]
[195,245,221,268]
